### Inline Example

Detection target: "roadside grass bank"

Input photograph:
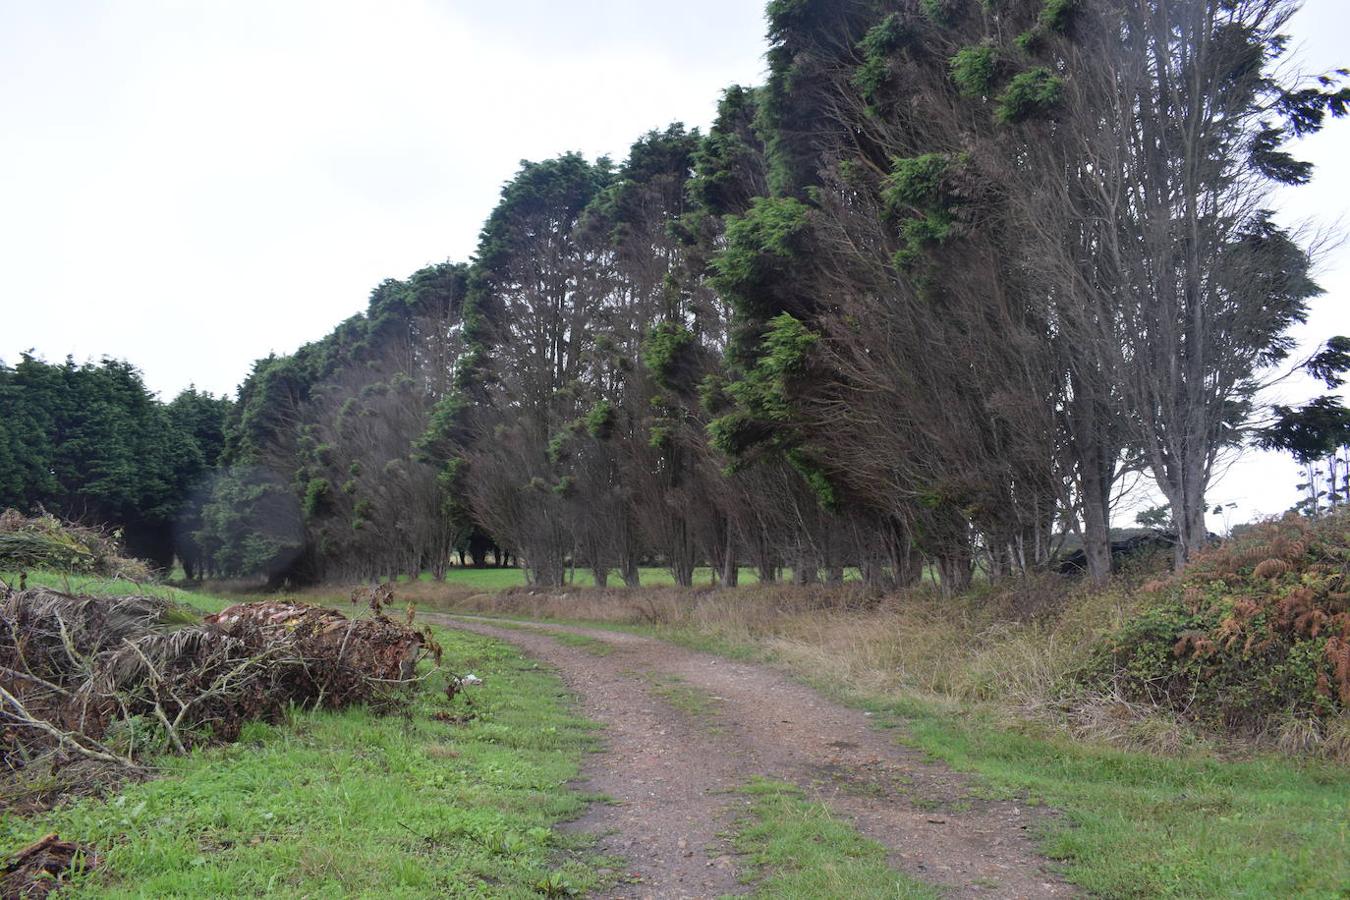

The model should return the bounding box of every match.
[1,580,611,897]
[419,585,1350,898]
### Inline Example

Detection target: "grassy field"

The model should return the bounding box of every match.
[395,564,940,590]
[0,580,615,897]
[3,576,958,897]
[856,693,1349,897]
[403,566,767,590]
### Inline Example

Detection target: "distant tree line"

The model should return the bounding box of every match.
[4,0,1347,589]
[0,355,228,572]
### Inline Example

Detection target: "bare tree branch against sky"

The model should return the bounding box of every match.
[0,0,1345,527]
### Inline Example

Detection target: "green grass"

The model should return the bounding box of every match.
[732,779,940,899]
[458,613,1350,899]
[639,672,722,721]
[12,570,236,613]
[867,697,1350,899]
[549,632,615,656]
[402,565,944,590]
[1,584,612,897]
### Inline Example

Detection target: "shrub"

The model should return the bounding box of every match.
[883,153,953,210]
[1087,512,1350,730]
[641,322,698,390]
[920,0,958,27]
[302,477,332,518]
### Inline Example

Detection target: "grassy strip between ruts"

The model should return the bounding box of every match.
[442,613,1350,899]
[730,778,940,899]
[1,580,614,898]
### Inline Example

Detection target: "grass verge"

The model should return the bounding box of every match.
[731,778,940,899]
[659,625,1350,898]
[428,604,1350,898]
[868,696,1350,898]
[1,583,611,898]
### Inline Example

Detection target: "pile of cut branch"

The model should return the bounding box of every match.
[0,509,152,582]
[1,584,439,811]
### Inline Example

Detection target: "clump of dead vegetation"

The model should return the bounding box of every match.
[1,582,440,814]
[0,509,152,583]
[1087,512,1350,756]
[0,832,97,899]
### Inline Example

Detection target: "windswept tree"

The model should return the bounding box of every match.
[1010,0,1346,566]
[201,263,469,584]
[709,0,1346,579]
[1259,337,1350,517]
[443,154,614,586]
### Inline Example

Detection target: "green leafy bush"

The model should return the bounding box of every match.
[1038,0,1077,33]
[584,399,614,440]
[302,478,331,518]
[883,153,952,210]
[920,0,958,26]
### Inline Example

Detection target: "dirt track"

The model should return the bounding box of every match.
[431,614,1076,899]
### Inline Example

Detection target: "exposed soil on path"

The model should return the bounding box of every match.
[430,614,1076,900]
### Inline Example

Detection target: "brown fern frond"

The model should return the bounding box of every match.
[1294,609,1328,638]
[1326,636,1350,704]
[1276,588,1317,628]
[1316,672,1333,698]
[1253,558,1289,580]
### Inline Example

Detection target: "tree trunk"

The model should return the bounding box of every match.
[720,526,739,588]
[936,555,973,595]
[620,555,641,588]
[1080,455,1113,587]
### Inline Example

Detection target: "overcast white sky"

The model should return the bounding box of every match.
[1,0,1346,529]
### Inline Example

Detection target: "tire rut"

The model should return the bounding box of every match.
[432,614,1076,899]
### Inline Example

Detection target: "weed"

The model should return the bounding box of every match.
[731,778,940,898]
[551,632,614,656]
[640,672,722,722]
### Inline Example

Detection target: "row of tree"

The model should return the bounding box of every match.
[5,0,1347,590]
[0,355,228,570]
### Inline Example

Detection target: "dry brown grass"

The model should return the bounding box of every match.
[402,574,1128,709]
[256,564,1350,760]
